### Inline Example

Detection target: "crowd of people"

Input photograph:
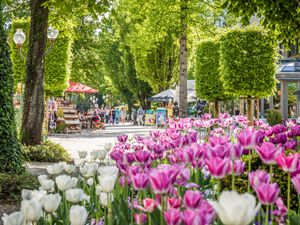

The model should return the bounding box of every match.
[90,106,146,126]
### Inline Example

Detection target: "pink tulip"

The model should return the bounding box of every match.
[168,197,181,209]
[291,173,300,194]
[229,142,243,160]
[248,170,270,188]
[183,190,203,209]
[181,208,215,225]
[117,134,128,143]
[164,208,182,225]
[148,166,180,194]
[208,135,229,147]
[134,213,147,225]
[275,153,299,173]
[142,198,156,213]
[134,150,151,164]
[150,130,161,139]
[232,160,245,176]
[255,183,280,205]
[236,129,257,149]
[205,157,231,179]
[132,173,149,190]
[272,197,287,222]
[256,142,282,165]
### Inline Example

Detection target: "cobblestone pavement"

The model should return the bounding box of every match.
[48,123,156,159]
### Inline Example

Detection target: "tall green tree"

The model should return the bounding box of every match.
[222,0,300,44]
[21,0,111,145]
[220,26,277,124]
[117,0,219,117]
[195,38,228,116]
[0,1,23,173]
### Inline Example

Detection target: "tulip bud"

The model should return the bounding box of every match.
[21,199,43,222]
[66,188,85,203]
[42,193,61,213]
[69,205,88,225]
[2,211,24,225]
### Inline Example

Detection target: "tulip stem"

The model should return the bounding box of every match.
[160,194,165,225]
[148,213,151,225]
[257,208,261,225]
[107,193,112,225]
[231,160,235,191]
[131,189,134,225]
[265,205,269,225]
[270,165,274,223]
[288,172,291,224]
[247,150,252,193]
[298,195,300,214]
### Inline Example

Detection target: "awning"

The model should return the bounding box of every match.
[66,81,98,93]
[147,89,175,102]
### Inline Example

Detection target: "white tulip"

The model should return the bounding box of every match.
[98,150,107,160]
[1,211,24,225]
[96,185,102,196]
[55,175,75,191]
[87,178,94,186]
[37,175,47,182]
[99,175,115,193]
[66,188,85,203]
[31,190,47,203]
[39,179,55,192]
[42,193,61,213]
[99,192,114,207]
[104,142,112,151]
[74,158,85,167]
[21,189,32,200]
[80,163,98,177]
[209,191,260,225]
[64,164,76,174]
[69,205,88,225]
[128,134,134,142]
[78,151,87,159]
[21,199,43,222]
[47,163,64,175]
[90,150,101,160]
[70,177,78,188]
[98,166,119,177]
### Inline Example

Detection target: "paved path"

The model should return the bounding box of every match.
[49,123,156,159]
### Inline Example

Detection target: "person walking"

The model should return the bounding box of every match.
[105,108,110,124]
[120,108,126,125]
[137,107,144,126]
[115,108,120,124]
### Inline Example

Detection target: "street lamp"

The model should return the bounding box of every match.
[13,26,59,59]
[13,29,26,58]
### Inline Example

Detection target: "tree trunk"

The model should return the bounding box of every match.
[247,96,254,125]
[214,100,219,118]
[178,0,188,118]
[21,0,49,145]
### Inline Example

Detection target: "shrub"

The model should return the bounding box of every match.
[23,140,70,162]
[266,109,283,125]
[0,172,39,204]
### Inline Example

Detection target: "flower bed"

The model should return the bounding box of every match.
[2,114,300,225]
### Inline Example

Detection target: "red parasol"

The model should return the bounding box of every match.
[66,81,98,93]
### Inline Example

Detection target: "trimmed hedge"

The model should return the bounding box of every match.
[220,26,277,98]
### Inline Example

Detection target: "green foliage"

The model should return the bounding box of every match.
[220,26,277,98]
[44,34,73,96]
[266,109,283,125]
[0,172,39,204]
[221,0,300,45]
[0,5,24,174]
[10,18,73,96]
[195,38,227,101]
[22,140,70,162]
[221,153,298,210]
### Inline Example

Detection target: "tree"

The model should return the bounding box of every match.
[116,0,219,117]
[21,0,49,145]
[195,38,228,116]
[222,0,300,44]
[0,2,23,173]
[220,26,277,124]
[20,0,111,145]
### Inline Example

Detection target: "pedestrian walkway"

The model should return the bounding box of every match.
[48,123,155,159]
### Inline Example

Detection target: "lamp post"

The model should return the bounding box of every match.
[13,26,59,141]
